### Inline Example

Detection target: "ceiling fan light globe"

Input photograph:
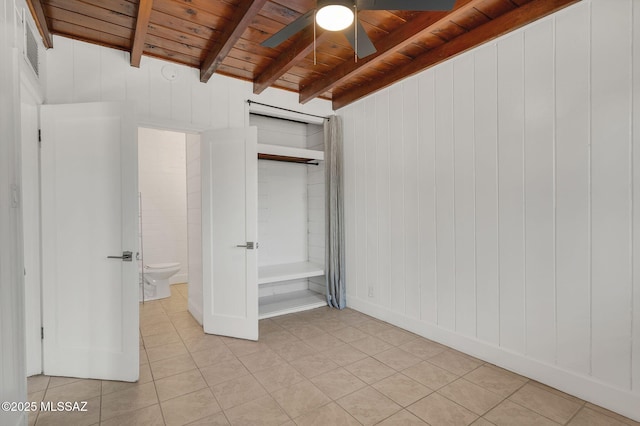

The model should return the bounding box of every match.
[316,5,354,31]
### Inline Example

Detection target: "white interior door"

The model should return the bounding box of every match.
[201,127,258,340]
[40,102,139,381]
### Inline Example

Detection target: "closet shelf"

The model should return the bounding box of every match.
[259,289,327,319]
[258,261,324,285]
[257,143,324,164]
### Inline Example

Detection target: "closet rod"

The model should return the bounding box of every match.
[247,100,329,121]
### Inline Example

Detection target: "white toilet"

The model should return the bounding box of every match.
[141,262,181,301]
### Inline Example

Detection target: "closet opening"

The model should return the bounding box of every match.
[250,113,328,319]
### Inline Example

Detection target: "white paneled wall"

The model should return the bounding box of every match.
[45,37,332,131]
[340,0,640,420]
[186,134,202,324]
[138,128,188,284]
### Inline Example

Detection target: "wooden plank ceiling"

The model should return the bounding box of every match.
[26,0,580,109]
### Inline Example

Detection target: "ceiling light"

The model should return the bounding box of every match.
[316,2,354,32]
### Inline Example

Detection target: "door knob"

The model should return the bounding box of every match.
[107,251,133,261]
[236,242,257,249]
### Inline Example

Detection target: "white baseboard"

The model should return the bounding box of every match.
[170,274,188,285]
[188,299,203,326]
[347,297,640,422]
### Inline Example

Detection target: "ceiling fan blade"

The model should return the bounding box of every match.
[261,10,315,48]
[356,0,456,11]
[343,20,377,58]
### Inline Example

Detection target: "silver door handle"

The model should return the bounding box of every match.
[236,242,257,249]
[107,251,133,261]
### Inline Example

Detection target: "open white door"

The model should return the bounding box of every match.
[201,127,258,340]
[41,102,139,381]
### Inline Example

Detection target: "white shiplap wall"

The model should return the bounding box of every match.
[44,37,332,131]
[138,128,188,284]
[340,0,640,420]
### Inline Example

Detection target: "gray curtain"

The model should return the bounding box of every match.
[324,115,346,309]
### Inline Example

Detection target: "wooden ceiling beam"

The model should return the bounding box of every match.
[130,0,153,67]
[253,27,328,95]
[200,0,268,83]
[25,0,53,48]
[331,0,581,110]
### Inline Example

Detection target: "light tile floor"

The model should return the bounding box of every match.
[27,283,639,426]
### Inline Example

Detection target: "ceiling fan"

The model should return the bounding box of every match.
[261,0,457,59]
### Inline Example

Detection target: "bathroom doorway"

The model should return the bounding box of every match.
[137,127,190,302]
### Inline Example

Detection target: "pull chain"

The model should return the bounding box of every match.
[313,9,317,65]
[354,5,358,63]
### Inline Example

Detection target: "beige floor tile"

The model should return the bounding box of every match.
[199,358,250,387]
[28,375,50,393]
[223,337,268,357]
[155,369,207,402]
[161,388,221,426]
[149,353,197,380]
[472,417,497,425]
[372,373,432,407]
[289,353,339,379]
[224,395,289,426]
[408,392,478,426]
[400,338,448,359]
[331,326,369,343]
[337,386,402,426]
[349,335,394,356]
[568,407,629,426]
[210,374,268,410]
[186,412,230,425]
[319,344,368,366]
[145,341,188,363]
[438,379,504,415]
[428,350,484,376]
[288,323,326,340]
[355,319,394,335]
[374,347,422,371]
[176,325,206,341]
[294,401,360,426]
[344,357,396,384]
[34,395,100,426]
[140,348,149,366]
[142,329,181,348]
[271,380,331,418]
[260,330,299,347]
[463,365,527,398]
[402,360,459,390]
[509,383,582,424]
[168,312,200,331]
[302,332,340,350]
[100,383,158,420]
[253,363,306,393]
[238,348,286,373]
[376,409,430,425]
[269,340,316,362]
[183,334,225,353]
[47,376,82,389]
[140,320,176,337]
[99,403,165,426]
[484,400,559,426]
[529,381,584,405]
[102,363,153,395]
[190,344,236,369]
[28,390,44,426]
[43,379,101,402]
[310,367,367,400]
[584,403,640,426]
[100,382,158,421]
[259,318,285,334]
[377,327,417,346]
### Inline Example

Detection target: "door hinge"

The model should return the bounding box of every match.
[38,129,41,142]
[41,327,44,339]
